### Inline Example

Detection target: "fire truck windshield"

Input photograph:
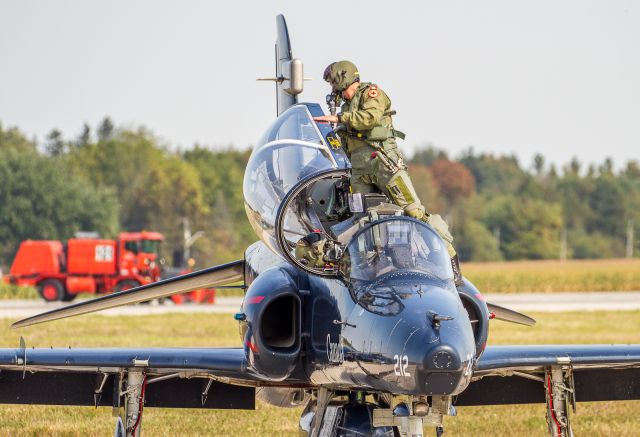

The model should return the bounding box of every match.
[124,241,139,254]
[141,239,160,255]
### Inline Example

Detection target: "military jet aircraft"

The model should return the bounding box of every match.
[1,15,639,437]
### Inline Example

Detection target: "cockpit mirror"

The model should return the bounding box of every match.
[282,59,304,96]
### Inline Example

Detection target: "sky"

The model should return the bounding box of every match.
[1,0,638,171]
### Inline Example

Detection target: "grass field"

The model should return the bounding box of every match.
[463,258,640,293]
[0,283,37,300]
[0,311,639,436]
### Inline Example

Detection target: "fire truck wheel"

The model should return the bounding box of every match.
[37,280,64,302]
[115,280,140,293]
[61,292,78,302]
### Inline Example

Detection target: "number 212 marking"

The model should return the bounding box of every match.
[393,354,410,377]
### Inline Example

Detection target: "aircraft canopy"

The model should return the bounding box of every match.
[243,104,348,257]
[338,218,454,283]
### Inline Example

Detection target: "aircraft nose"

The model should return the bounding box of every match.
[420,341,471,396]
[424,344,462,371]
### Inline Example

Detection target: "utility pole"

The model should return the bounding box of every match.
[182,217,205,267]
[560,228,567,261]
[493,227,501,250]
[627,219,635,259]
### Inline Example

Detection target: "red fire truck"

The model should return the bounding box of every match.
[3,232,164,302]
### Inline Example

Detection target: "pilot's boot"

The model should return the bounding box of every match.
[451,254,464,287]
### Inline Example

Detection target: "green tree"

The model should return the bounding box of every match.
[133,156,209,255]
[0,122,37,153]
[183,146,254,264]
[76,123,91,148]
[410,145,448,166]
[563,157,581,176]
[459,149,527,195]
[621,161,640,256]
[408,163,441,213]
[456,219,502,262]
[97,117,114,141]
[484,196,563,260]
[569,229,620,259]
[0,148,119,264]
[533,153,545,175]
[588,174,626,240]
[67,127,166,229]
[45,129,66,156]
[555,174,595,231]
[67,126,215,263]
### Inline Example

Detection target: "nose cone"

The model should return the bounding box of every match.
[425,344,461,371]
[421,342,472,395]
[379,288,475,396]
[392,310,473,396]
[341,277,476,396]
[402,287,476,395]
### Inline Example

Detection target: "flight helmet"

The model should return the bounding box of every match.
[323,60,360,91]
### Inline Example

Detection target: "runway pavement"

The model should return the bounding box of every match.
[485,291,640,312]
[0,292,639,319]
[0,297,245,319]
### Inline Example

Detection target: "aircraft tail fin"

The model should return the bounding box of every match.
[257,15,304,115]
[12,260,245,329]
[275,14,297,115]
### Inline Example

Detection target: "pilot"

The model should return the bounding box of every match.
[313,60,463,285]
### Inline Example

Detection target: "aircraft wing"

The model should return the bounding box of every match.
[12,260,245,328]
[0,345,261,409]
[0,259,264,409]
[456,344,640,406]
[475,344,640,373]
[0,346,249,374]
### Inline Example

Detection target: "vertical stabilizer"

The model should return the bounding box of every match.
[256,15,305,115]
[275,15,303,115]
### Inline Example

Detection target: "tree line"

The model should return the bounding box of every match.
[0,118,638,269]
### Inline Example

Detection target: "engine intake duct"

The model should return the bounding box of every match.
[261,295,298,350]
[239,267,302,380]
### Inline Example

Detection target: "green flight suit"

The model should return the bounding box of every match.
[338,82,457,257]
[294,236,327,268]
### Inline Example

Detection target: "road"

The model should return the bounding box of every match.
[0,297,245,319]
[0,292,639,319]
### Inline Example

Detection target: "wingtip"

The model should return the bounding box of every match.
[12,318,33,330]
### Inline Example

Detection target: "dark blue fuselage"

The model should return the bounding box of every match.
[241,241,476,396]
